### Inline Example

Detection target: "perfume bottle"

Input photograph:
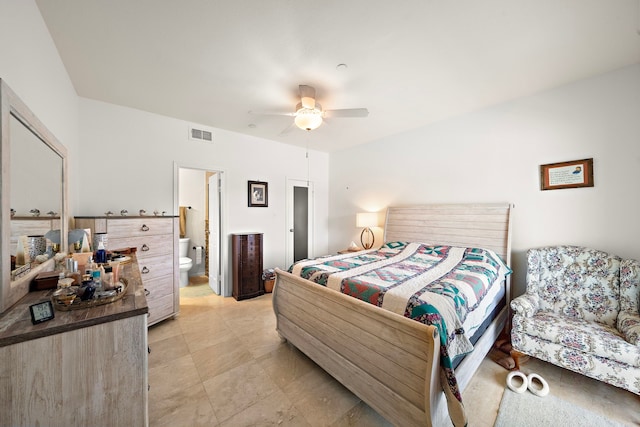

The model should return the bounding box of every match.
[95,241,107,264]
[103,265,114,291]
[79,278,95,301]
[53,277,77,306]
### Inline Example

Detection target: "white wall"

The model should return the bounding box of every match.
[78,98,330,277]
[0,0,80,212]
[329,64,640,297]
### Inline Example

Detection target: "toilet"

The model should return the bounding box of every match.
[178,238,193,287]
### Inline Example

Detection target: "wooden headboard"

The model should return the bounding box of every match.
[383,203,513,265]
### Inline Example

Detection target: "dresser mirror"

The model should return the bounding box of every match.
[10,114,63,216]
[1,79,68,313]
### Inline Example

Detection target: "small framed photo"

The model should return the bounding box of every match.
[540,158,594,191]
[248,181,268,207]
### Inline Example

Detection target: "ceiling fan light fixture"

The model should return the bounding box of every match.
[253,85,366,133]
[294,103,323,131]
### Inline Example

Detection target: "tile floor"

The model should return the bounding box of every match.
[148,291,639,427]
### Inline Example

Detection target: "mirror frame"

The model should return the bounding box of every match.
[0,79,68,313]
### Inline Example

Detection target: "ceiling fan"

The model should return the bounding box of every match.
[252,85,369,132]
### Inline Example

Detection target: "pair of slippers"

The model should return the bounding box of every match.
[506,371,550,396]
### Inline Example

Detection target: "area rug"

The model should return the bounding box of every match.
[494,389,627,427]
[179,283,214,298]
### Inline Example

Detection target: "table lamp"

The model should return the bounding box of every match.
[356,212,378,249]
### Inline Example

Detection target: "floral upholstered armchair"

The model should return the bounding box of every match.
[511,246,640,395]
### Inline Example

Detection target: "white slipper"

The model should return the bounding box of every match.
[506,371,528,393]
[527,373,550,397]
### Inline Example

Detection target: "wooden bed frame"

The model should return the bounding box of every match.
[272,203,512,426]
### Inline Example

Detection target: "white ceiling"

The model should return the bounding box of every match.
[36,0,640,152]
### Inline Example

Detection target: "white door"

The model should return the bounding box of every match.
[208,173,221,294]
[285,178,314,268]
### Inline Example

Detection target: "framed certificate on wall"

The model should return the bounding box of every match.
[540,158,594,191]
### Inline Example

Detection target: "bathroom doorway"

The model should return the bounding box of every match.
[176,165,226,297]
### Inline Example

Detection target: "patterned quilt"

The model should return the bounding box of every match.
[289,241,511,424]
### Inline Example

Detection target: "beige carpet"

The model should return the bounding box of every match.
[179,281,214,298]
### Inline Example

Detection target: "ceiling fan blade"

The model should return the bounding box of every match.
[323,108,369,118]
[248,110,296,117]
[278,122,297,135]
[299,85,316,109]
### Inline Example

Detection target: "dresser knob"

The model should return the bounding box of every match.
[141,224,149,231]
[141,244,150,251]
[142,266,150,274]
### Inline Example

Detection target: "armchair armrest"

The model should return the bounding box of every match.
[618,312,640,346]
[511,294,540,318]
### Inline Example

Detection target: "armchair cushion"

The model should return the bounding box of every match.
[513,311,640,367]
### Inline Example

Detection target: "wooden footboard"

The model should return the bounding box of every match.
[273,268,508,427]
[273,268,444,427]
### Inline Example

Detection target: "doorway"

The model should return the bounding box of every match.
[176,165,226,296]
[286,178,314,267]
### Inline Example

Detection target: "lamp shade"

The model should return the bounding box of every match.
[44,229,61,244]
[356,212,378,228]
[68,229,87,243]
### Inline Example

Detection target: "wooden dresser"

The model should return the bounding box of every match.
[74,216,178,326]
[0,256,149,427]
[231,233,263,300]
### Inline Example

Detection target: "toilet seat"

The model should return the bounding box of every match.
[179,257,192,267]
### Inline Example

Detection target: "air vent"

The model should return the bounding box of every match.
[188,125,213,143]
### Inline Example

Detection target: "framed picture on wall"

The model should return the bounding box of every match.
[540,158,594,191]
[248,181,268,207]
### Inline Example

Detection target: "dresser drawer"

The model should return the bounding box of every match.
[147,293,175,325]
[109,235,173,259]
[143,264,177,326]
[107,218,173,238]
[137,255,174,282]
[10,219,60,254]
[11,219,60,237]
[145,275,174,301]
